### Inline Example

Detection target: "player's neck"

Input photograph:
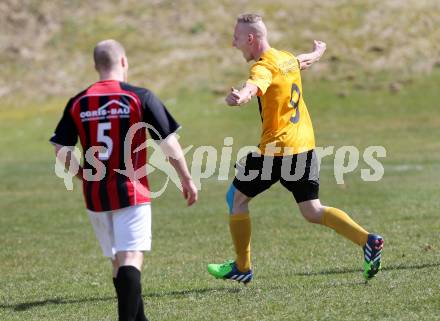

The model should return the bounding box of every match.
[98,71,125,82]
[254,41,271,61]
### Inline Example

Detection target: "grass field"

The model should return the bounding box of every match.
[1,64,440,321]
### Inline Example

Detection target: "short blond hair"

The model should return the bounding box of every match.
[236,14,267,39]
[237,13,263,24]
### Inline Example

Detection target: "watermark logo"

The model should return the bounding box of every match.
[54,124,387,196]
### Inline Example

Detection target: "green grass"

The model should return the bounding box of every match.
[1,70,440,321]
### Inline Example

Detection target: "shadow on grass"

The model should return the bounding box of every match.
[294,261,440,276]
[144,286,241,298]
[0,287,241,312]
[6,262,437,312]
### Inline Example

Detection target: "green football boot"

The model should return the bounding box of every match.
[363,234,384,280]
[207,260,253,284]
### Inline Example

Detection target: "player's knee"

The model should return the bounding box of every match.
[226,184,236,214]
[303,211,320,223]
[116,251,144,270]
[299,201,324,224]
[226,184,250,214]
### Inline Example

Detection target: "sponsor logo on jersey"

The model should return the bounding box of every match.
[80,100,130,121]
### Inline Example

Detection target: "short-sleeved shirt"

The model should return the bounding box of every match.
[247,48,315,156]
[50,80,180,212]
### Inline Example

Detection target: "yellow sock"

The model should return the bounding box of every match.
[229,212,251,272]
[321,207,369,246]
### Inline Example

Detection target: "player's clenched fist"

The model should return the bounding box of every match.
[313,40,326,55]
[225,87,241,106]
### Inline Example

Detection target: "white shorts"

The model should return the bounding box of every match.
[87,204,152,258]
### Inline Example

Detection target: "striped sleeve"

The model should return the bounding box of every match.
[49,98,78,147]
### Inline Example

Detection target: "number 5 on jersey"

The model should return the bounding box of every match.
[97,122,113,160]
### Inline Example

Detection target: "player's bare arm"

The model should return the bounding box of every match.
[225,83,258,106]
[160,134,198,206]
[54,143,83,180]
[297,40,326,70]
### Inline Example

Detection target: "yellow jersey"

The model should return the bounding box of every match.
[247,48,315,156]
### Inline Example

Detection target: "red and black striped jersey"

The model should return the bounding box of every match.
[50,80,180,212]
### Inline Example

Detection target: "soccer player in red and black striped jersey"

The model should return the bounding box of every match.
[50,39,197,321]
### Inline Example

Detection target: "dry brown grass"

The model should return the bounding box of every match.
[0,0,439,101]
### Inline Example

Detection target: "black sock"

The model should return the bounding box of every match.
[136,294,148,321]
[115,266,143,321]
[113,277,118,291]
[114,275,148,321]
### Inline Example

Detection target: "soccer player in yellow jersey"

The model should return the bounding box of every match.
[208,14,384,283]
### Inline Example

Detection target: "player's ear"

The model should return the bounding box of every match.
[247,33,254,44]
[121,56,126,68]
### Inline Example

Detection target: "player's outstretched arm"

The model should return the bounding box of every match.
[160,134,198,206]
[225,83,258,106]
[297,40,326,70]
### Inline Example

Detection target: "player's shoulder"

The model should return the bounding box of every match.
[269,49,299,74]
[120,82,165,109]
[120,82,151,96]
[120,82,160,103]
[270,49,297,66]
[254,48,294,70]
[278,48,295,57]
[65,86,90,111]
[251,56,275,73]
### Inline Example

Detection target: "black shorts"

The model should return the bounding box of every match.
[232,150,319,203]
